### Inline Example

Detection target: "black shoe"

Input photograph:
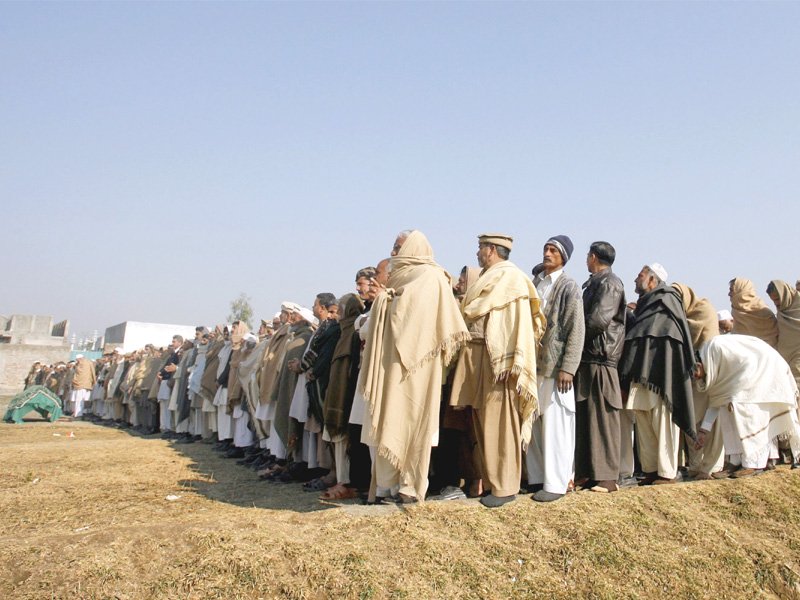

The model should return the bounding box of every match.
[532,490,564,503]
[225,447,245,459]
[480,494,516,508]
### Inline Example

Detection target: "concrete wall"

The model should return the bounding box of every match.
[0,345,71,395]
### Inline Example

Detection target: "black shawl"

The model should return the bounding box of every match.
[619,283,697,439]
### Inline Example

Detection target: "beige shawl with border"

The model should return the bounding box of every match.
[461,260,546,445]
[360,231,470,499]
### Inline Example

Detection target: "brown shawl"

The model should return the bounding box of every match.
[730,277,778,347]
[258,323,291,405]
[672,283,719,348]
[324,293,364,438]
[199,338,225,404]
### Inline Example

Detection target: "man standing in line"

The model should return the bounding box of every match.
[574,241,627,493]
[526,235,584,503]
[156,335,183,435]
[70,354,96,418]
[619,263,696,485]
[451,233,545,508]
[360,230,469,502]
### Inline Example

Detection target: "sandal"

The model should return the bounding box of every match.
[303,477,333,492]
[320,483,358,501]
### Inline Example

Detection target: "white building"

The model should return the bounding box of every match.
[103,321,198,353]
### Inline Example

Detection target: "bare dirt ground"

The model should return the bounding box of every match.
[2,398,800,599]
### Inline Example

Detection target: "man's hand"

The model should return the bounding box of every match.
[695,429,708,450]
[557,371,573,394]
[164,364,177,373]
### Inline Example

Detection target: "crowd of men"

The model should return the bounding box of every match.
[23,231,800,507]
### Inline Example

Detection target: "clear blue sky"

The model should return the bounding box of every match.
[2,2,798,340]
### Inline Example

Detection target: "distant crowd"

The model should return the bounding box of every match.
[23,231,800,506]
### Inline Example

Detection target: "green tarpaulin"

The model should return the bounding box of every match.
[3,385,63,424]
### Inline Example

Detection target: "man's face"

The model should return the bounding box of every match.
[391,235,406,257]
[375,260,390,286]
[719,319,734,334]
[542,244,564,273]
[328,305,340,321]
[194,330,203,341]
[634,267,654,296]
[728,281,736,300]
[476,243,491,268]
[313,298,328,321]
[356,277,371,300]
[456,271,468,295]
[171,338,181,350]
[768,290,780,307]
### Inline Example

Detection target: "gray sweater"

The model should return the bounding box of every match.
[535,272,585,378]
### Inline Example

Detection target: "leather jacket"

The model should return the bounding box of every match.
[581,268,626,366]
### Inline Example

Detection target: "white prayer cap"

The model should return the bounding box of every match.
[273,312,282,320]
[243,333,258,344]
[76,354,84,359]
[717,309,733,321]
[646,262,668,282]
[113,348,122,354]
[296,306,316,325]
[281,301,301,313]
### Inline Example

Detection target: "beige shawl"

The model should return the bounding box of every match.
[461,260,546,444]
[772,279,800,379]
[360,231,470,499]
[672,283,719,348]
[730,278,778,347]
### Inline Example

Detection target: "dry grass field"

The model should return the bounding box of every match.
[2,400,800,599]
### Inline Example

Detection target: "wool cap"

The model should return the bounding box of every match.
[478,233,513,251]
[545,235,574,263]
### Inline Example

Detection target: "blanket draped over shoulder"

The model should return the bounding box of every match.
[360,231,470,500]
[460,260,546,445]
[620,283,697,439]
[772,279,800,381]
[730,277,778,347]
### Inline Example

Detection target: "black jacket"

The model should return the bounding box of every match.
[581,268,626,367]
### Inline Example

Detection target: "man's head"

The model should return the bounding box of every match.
[391,230,413,257]
[355,266,377,300]
[171,335,183,350]
[194,326,206,341]
[766,281,780,307]
[717,309,734,334]
[634,264,666,296]
[476,233,513,269]
[796,279,800,293]
[313,293,338,321]
[542,235,573,275]
[587,241,615,274]
[375,258,390,286]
